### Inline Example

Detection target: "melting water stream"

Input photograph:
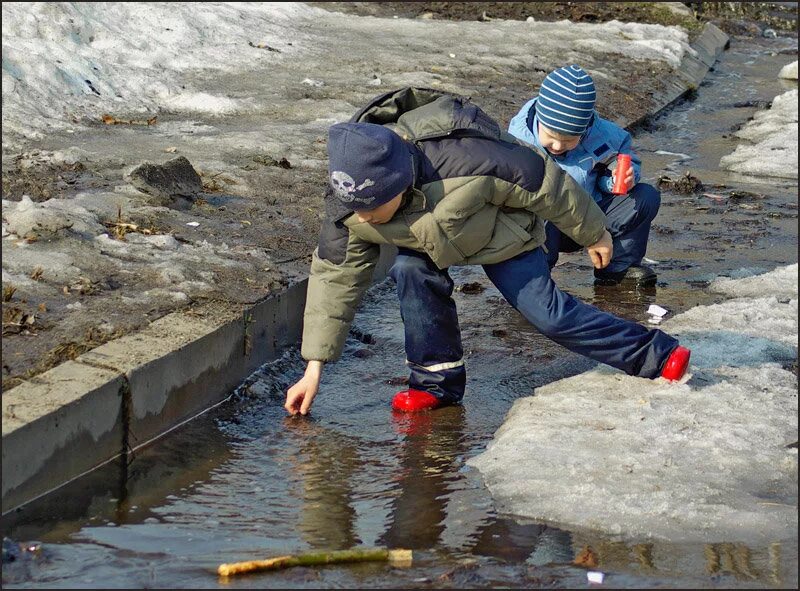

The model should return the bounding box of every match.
[2,35,797,589]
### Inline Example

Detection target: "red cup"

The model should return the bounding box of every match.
[612,153,632,195]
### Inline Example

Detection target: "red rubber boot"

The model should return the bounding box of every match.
[661,346,691,381]
[391,389,441,412]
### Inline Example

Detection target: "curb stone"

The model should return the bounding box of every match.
[1,23,730,515]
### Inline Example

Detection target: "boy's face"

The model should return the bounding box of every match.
[353,190,405,224]
[538,122,581,156]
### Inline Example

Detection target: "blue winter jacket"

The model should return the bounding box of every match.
[508,97,642,202]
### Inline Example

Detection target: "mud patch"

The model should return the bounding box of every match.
[315,2,703,33]
[1,156,109,203]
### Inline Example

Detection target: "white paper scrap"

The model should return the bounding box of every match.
[587,571,605,584]
[186,222,200,227]
[647,304,669,317]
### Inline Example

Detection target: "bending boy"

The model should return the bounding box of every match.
[508,65,660,287]
[285,88,690,416]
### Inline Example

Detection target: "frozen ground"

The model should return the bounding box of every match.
[1,2,703,391]
[469,264,798,544]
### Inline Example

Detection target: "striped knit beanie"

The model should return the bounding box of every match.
[537,65,596,136]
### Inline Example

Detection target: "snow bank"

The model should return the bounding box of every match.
[2,3,695,144]
[720,88,798,180]
[1,2,317,139]
[570,20,695,69]
[469,264,798,543]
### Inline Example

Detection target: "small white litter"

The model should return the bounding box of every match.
[647,304,668,325]
[448,53,456,58]
[587,571,605,584]
[301,78,324,87]
[642,257,659,265]
[186,222,200,227]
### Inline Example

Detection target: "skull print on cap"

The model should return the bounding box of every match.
[330,171,376,204]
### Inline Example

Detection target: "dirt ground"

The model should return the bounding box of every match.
[1,2,792,392]
[316,1,798,34]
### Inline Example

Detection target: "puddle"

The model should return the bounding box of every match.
[2,35,797,590]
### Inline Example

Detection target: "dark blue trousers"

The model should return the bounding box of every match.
[390,246,678,404]
[545,183,660,275]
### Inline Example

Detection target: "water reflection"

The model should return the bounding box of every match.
[379,407,467,551]
[469,518,573,565]
[283,418,361,550]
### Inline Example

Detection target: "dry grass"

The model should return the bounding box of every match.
[2,306,37,336]
[3,285,17,302]
[104,204,159,240]
[41,326,125,369]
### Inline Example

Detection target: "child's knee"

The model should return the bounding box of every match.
[389,251,432,282]
[633,183,661,221]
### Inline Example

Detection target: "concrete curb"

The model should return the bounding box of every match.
[1,22,729,515]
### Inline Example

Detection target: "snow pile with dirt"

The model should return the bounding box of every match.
[720,87,798,179]
[469,264,798,543]
[1,2,696,145]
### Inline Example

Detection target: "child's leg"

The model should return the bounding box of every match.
[543,221,581,269]
[595,183,660,276]
[483,247,677,378]
[389,248,466,404]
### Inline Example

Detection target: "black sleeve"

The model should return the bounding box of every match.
[317,187,353,265]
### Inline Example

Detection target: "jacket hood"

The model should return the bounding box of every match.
[353,87,501,142]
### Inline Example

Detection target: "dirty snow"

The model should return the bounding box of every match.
[1,2,313,141]
[1,2,695,145]
[720,87,798,180]
[469,264,798,543]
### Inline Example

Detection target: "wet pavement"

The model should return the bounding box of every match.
[2,33,797,590]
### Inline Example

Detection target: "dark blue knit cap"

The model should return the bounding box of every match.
[327,122,413,210]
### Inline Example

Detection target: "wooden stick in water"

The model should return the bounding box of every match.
[217,547,413,577]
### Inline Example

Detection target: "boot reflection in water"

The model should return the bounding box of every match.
[380,406,468,550]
